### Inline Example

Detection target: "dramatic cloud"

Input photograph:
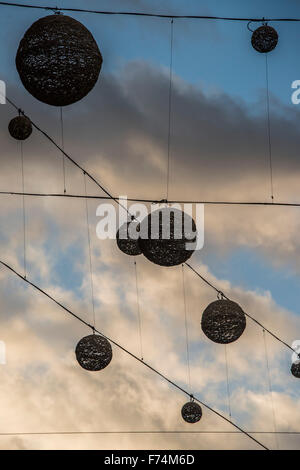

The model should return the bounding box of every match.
[0,37,300,449]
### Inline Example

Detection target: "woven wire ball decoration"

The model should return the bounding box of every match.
[75,334,112,371]
[291,361,300,379]
[16,14,103,107]
[201,299,246,344]
[251,25,278,53]
[116,221,142,257]
[181,401,202,424]
[8,116,32,140]
[138,207,197,267]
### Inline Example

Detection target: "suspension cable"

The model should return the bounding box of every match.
[134,258,143,360]
[182,264,191,393]
[166,19,174,200]
[59,107,66,194]
[265,54,274,202]
[83,173,96,330]
[224,344,232,420]
[0,2,299,22]
[20,142,27,279]
[3,190,300,207]
[262,329,279,449]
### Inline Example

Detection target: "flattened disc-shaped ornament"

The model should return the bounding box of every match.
[138,207,197,267]
[8,116,32,140]
[116,221,142,256]
[251,25,278,53]
[201,300,246,344]
[75,334,112,371]
[291,361,300,378]
[16,14,103,106]
[181,401,202,423]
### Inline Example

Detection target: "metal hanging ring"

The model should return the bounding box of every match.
[248,18,268,32]
[53,7,63,15]
[247,21,255,32]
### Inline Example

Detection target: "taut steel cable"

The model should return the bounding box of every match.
[0,2,300,22]
[2,191,300,207]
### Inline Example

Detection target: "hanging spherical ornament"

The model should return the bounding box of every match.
[138,207,197,267]
[8,116,32,140]
[116,221,142,257]
[75,334,112,371]
[201,299,246,344]
[181,401,202,424]
[251,25,278,53]
[16,14,103,106]
[291,361,300,379]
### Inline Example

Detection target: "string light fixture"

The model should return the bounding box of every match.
[138,208,197,267]
[75,334,113,371]
[251,22,278,53]
[201,299,246,344]
[181,399,202,424]
[116,221,142,257]
[0,2,299,23]
[8,115,32,140]
[291,361,300,379]
[16,13,103,106]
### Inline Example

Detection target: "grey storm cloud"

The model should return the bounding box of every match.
[10,60,299,201]
[2,60,300,269]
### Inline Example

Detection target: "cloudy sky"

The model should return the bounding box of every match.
[0,0,300,450]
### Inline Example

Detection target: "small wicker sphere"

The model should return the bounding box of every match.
[117,221,142,257]
[201,300,246,344]
[75,334,112,371]
[291,361,300,379]
[251,25,278,53]
[16,15,103,106]
[138,208,197,267]
[181,401,202,424]
[8,116,32,140]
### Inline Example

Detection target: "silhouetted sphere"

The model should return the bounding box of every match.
[117,221,142,256]
[181,401,202,423]
[16,15,103,106]
[138,208,197,267]
[251,25,278,53]
[75,334,112,371]
[8,116,32,140]
[291,361,300,378]
[201,300,246,344]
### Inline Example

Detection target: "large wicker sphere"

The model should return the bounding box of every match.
[201,300,246,344]
[181,401,202,424]
[8,116,32,140]
[138,208,197,267]
[117,221,142,257]
[16,15,103,106]
[251,25,278,53]
[291,361,300,379]
[75,334,112,371]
